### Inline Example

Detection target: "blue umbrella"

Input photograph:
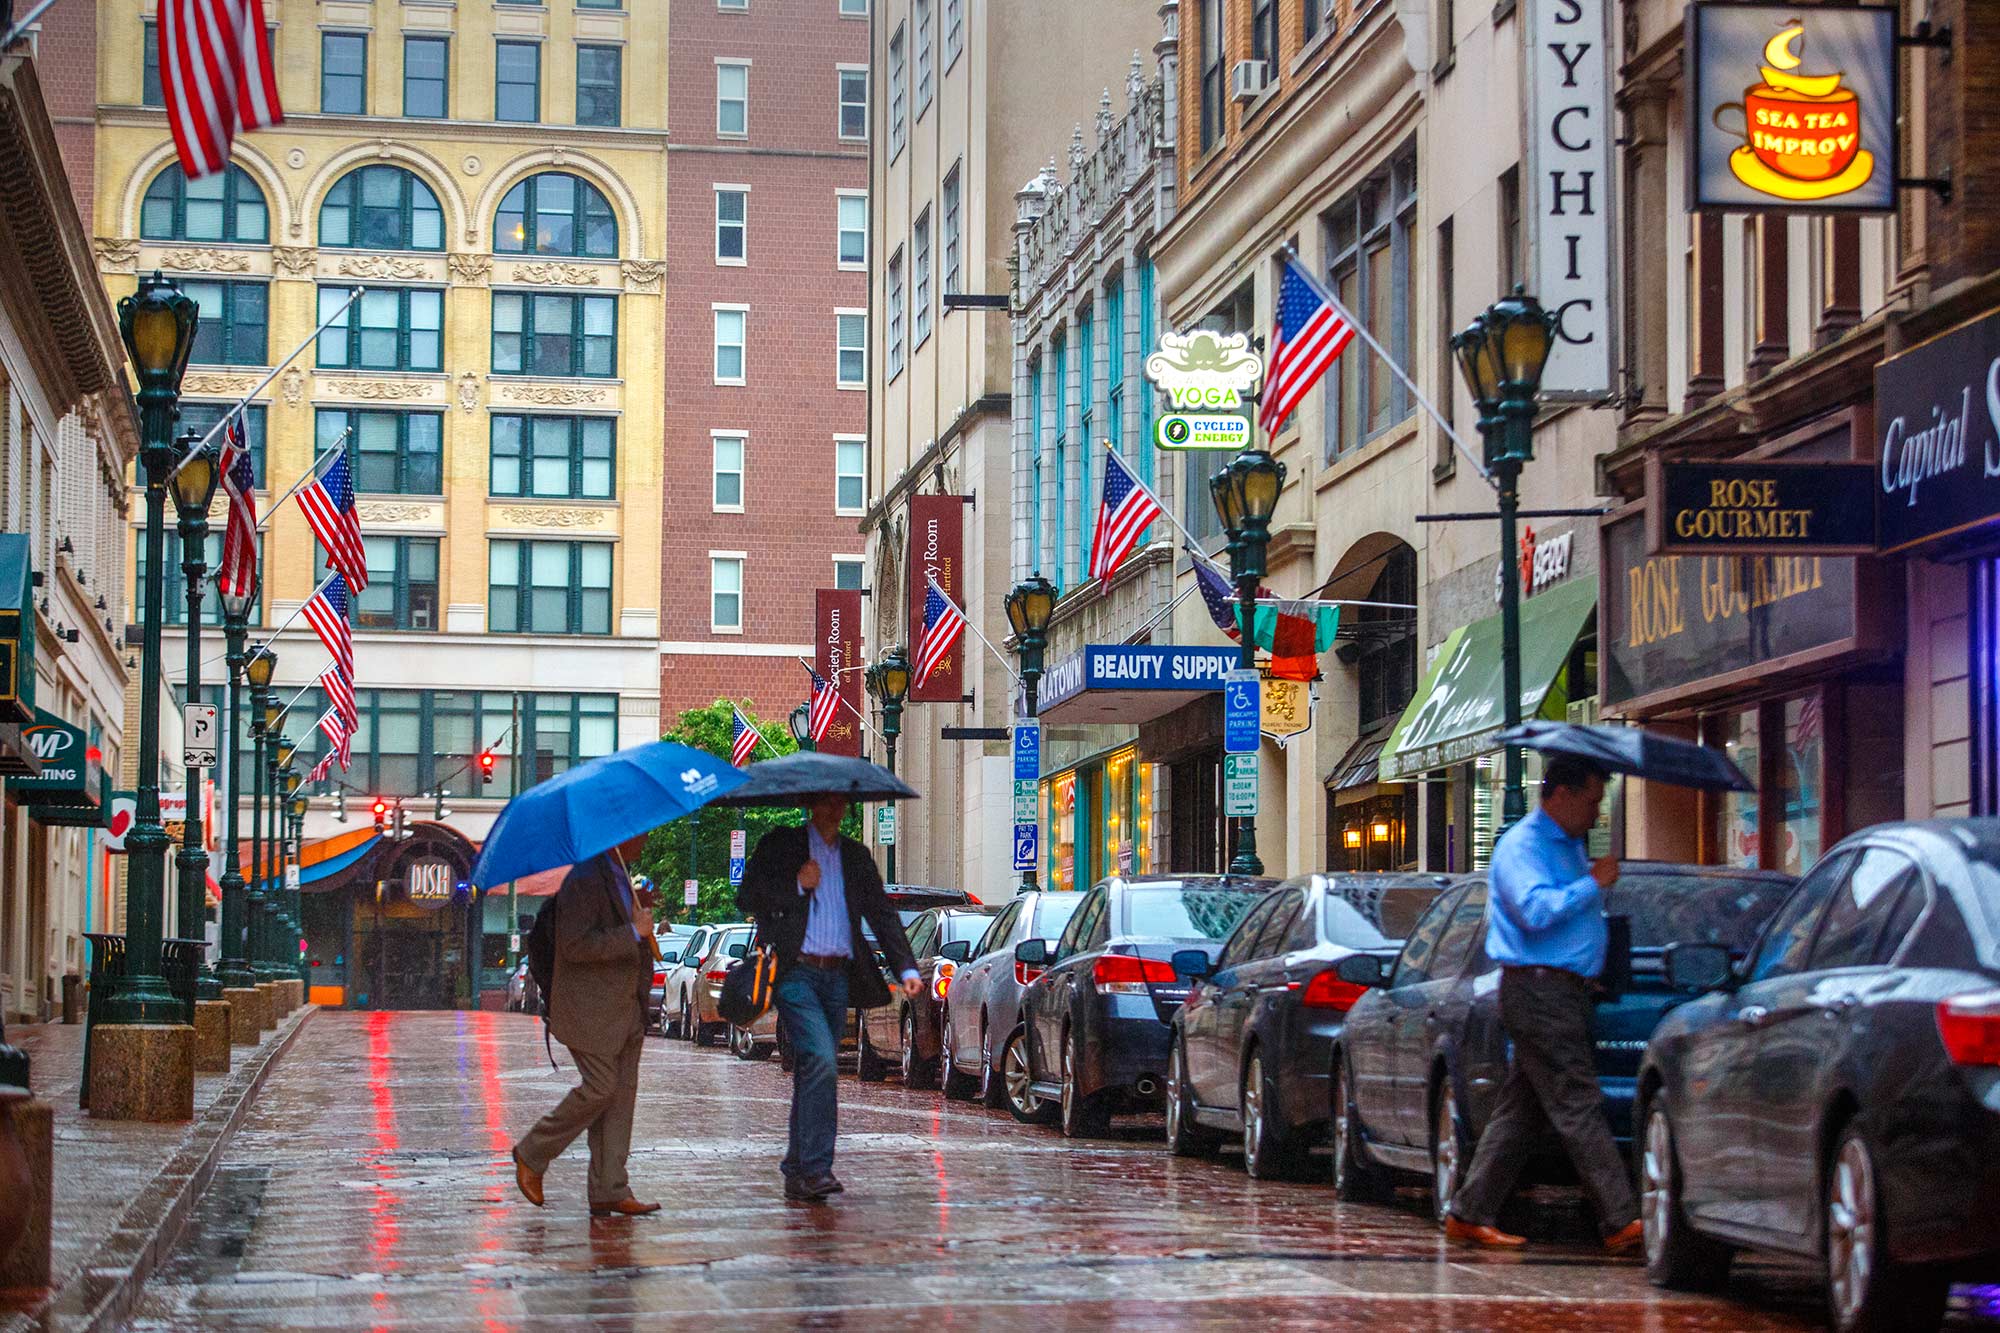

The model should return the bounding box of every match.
[470,741,749,888]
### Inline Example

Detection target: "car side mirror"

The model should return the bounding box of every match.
[1664,941,1733,992]
[940,939,972,962]
[1171,948,1213,980]
[1014,938,1050,968]
[1334,953,1391,989]
[727,943,747,960]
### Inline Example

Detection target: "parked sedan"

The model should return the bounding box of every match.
[1329,861,1795,1220]
[1019,875,1274,1137]
[858,905,1000,1087]
[505,958,538,1014]
[660,924,722,1039]
[1168,873,1454,1177]
[1638,821,2000,1333]
[686,924,755,1046]
[646,936,687,1034]
[939,890,1087,1116]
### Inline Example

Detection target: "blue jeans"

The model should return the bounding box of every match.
[775,964,849,1181]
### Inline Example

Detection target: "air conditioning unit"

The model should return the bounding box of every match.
[1231,60,1271,102]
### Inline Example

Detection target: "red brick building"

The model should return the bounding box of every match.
[659,0,872,730]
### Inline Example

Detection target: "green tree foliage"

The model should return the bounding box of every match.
[631,699,858,927]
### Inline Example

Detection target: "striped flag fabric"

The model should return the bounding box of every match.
[297,453,368,592]
[315,706,353,771]
[310,750,335,784]
[1087,449,1166,583]
[303,574,355,682]
[807,670,839,743]
[159,0,283,180]
[1260,257,1355,433]
[729,706,762,767]
[1193,556,1242,641]
[915,577,968,690]
[319,666,356,727]
[216,415,258,600]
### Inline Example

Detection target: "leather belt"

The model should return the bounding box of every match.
[797,952,849,971]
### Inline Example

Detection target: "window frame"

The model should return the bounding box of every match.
[886,247,905,381]
[494,172,620,259]
[914,0,933,116]
[1323,140,1420,462]
[319,165,445,252]
[836,190,868,270]
[1199,0,1224,153]
[318,535,441,632]
[711,431,746,513]
[495,40,542,124]
[137,527,263,627]
[316,285,444,373]
[835,310,866,389]
[1251,0,1279,69]
[179,403,268,488]
[489,412,617,500]
[575,44,623,127]
[714,186,748,266]
[319,407,445,496]
[838,0,868,13]
[943,0,963,68]
[833,435,866,514]
[491,291,620,379]
[837,65,869,142]
[321,31,367,116]
[712,303,748,385]
[488,538,615,636]
[182,279,270,368]
[911,207,933,349]
[142,21,163,107]
[403,35,449,118]
[140,165,269,244]
[941,163,961,295]
[710,552,746,634]
[887,23,906,160]
[716,59,750,138]
[833,555,865,590]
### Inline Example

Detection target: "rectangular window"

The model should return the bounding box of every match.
[839,0,868,13]
[1030,356,1045,574]
[489,540,613,635]
[834,437,865,513]
[576,45,622,127]
[317,286,443,372]
[912,208,932,348]
[1324,141,1419,460]
[712,434,745,511]
[719,0,748,8]
[887,25,906,158]
[1200,0,1224,152]
[318,408,443,495]
[490,414,615,499]
[886,248,905,380]
[713,306,747,384]
[1304,0,1327,42]
[833,557,864,590]
[717,61,748,136]
[1105,276,1125,454]
[838,67,868,141]
[492,292,618,377]
[1252,0,1278,67]
[715,188,747,264]
[1437,216,1456,449]
[496,41,540,123]
[288,689,614,796]
[914,0,933,115]
[322,33,366,115]
[941,164,961,295]
[837,192,868,268]
[137,529,262,626]
[319,536,440,631]
[1078,307,1094,569]
[836,312,866,387]
[710,555,744,631]
[183,279,268,367]
[178,403,267,487]
[143,22,162,107]
[944,0,963,66]
[1138,257,1156,487]
[1498,166,1521,294]
[403,37,448,118]
[1052,334,1067,587]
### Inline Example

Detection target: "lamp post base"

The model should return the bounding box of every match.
[254,982,282,1029]
[86,1023,194,1122]
[192,1000,232,1073]
[222,987,266,1045]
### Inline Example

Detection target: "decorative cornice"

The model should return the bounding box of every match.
[182,372,260,396]
[336,253,432,280]
[94,236,140,272]
[280,366,304,406]
[509,261,603,286]
[495,382,608,405]
[159,246,253,272]
[321,379,435,401]
[621,259,664,293]
[494,504,609,528]
[271,245,317,275]
[356,501,436,523]
[456,371,483,412]
[447,252,492,284]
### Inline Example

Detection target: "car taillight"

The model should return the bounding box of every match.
[705,969,729,984]
[1937,989,2000,1066]
[1094,954,1178,995]
[1015,961,1044,987]
[934,960,956,1001]
[1300,969,1368,1013]
[652,970,666,987]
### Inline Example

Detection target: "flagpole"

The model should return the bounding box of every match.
[256,432,351,533]
[1100,440,1209,556]
[1123,581,1201,645]
[1277,243,1494,489]
[171,288,366,477]
[0,0,65,49]
[796,657,886,744]
[926,572,1021,685]
[248,571,337,656]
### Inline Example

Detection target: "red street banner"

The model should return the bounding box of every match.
[906,496,964,703]
[814,588,863,757]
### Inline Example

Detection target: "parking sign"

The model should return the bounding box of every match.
[1223,669,1260,754]
[1013,722,1040,780]
[1012,823,1039,871]
[1224,752,1259,816]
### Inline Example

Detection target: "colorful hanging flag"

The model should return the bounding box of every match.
[309,751,334,784]
[916,577,968,689]
[1193,555,1242,640]
[319,666,356,727]
[1088,449,1166,583]
[216,415,258,600]
[1247,599,1341,682]
[729,705,762,767]
[1260,257,1355,432]
[159,0,283,180]
[303,574,354,682]
[807,670,839,743]
[315,706,353,770]
[297,453,368,592]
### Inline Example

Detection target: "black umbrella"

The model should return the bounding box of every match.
[1496,721,1753,792]
[707,751,920,807]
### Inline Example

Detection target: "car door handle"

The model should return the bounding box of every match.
[1738,1005,1770,1027]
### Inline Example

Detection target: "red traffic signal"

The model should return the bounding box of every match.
[478,751,496,785]
[371,798,388,832]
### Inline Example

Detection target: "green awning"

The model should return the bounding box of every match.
[1379,578,1596,782]
[0,534,35,724]
[30,772,110,828]
[12,706,103,810]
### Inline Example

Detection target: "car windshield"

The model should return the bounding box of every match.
[1323,885,1445,947]
[1605,872,1796,951]
[1121,886,1262,940]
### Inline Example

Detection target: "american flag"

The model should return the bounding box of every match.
[916,577,968,689]
[729,705,762,767]
[297,453,368,592]
[1260,257,1355,433]
[303,575,355,682]
[315,706,353,771]
[1193,555,1242,640]
[159,0,283,180]
[1087,449,1165,583]
[807,670,839,743]
[319,666,356,727]
[216,415,258,600]
[309,751,335,784]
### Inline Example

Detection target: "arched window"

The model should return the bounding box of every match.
[319,165,445,251]
[139,165,269,243]
[494,173,617,258]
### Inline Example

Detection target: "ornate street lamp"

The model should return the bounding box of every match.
[245,648,276,979]
[1452,286,1558,828]
[787,702,814,754]
[105,272,199,1027]
[865,648,911,883]
[274,741,297,980]
[169,432,222,995]
[1209,448,1286,876]
[280,764,303,986]
[215,578,259,992]
[1004,574,1057,893]
[287,792,309,986]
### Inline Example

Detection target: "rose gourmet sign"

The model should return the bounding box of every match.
[1686,3,1897,213]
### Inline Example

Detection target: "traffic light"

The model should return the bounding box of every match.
[371,798,387,833]
[394,804,410,840]
[333,791,347,823]
[433,788,452,821]
[478,750,496,785]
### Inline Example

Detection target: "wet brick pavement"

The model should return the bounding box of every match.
[124,1011,1999,1331]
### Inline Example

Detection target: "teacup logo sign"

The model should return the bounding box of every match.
[1145,331,1261,452]
[1716,22,1871,200]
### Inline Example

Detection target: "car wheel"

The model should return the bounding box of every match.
[1825,1124,1948,1333]
[902,1011,938,1090]
[1640,1100,1732,1291]
[856,1019,889,1082]
[1332,1054,1392,1202]
[1003,1027,1056,1125]
[693,1004,716,1047]
[1060,1027,1111,1139]
[941,1013,980,1101]
[980,1021,1009,1109]
[1240,1050,1303,1180]
[1165,1037,1216,1157]
[679,993,696,1041]
[1430,1077,1470,1226]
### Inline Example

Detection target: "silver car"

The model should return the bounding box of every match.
[938,890,1086,1117]
[687,924,755,1046]
[661,924,723,1038]
[646,935,688,1034]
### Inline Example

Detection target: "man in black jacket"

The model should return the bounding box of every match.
[738,794,919,1202]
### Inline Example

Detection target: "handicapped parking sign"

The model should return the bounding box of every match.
[1012,822,1038,871]
[1223,668,1260,754]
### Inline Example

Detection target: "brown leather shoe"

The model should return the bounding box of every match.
[590,1198,662,1217]
[1603,1220,1644,1255]
[1443,1214,1527,1248]
[512,1151,544,1208]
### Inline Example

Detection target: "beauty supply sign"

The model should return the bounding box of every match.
[1875,309,2000,554]
[1525,0,1614,396]
[1686,3,1898,213]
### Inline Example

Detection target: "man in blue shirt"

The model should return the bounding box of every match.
[1445,755,1643,1255]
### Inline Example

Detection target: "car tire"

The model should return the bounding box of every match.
[941,1014,980,1101]
[1165,1036,1217,1157]
[1331,1054,1392,1203]
[902,1011,938,1090]
[1429,1075,1472,1226]
[693,1006,717,1047]
[1240,1049,1305,1180]
[678,993,696,1042]
[1824,1123,1949,1333]
[856,1020,889,1082]
[1060,1027,1111,1139]
[979,1021,1009,1109]
[1003,1027,1057,1125]
[1640,1100,1732,1291]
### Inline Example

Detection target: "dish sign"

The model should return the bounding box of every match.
[1686,3,1897,213]
[407,859,454,905]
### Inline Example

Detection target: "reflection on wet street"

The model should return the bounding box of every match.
[124,1011,1994,1330]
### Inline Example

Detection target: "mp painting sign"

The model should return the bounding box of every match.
[1525,0,1614,396]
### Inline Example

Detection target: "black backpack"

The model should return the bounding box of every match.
[525,897,558,1017]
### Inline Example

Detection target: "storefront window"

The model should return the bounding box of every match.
[1715,706,1760,868]
[1776,695,1824,876]
[1045,772,1077,892]
[1042,748,1151,890]
[1107,753,1133,876]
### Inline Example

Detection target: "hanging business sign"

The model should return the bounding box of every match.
[1260,677,1313,745]
[1524,0,1614,396]
[1144,331,1264,410]
[1875,308,2000,555]
[406,859,454,905]
[1686,3,1898,214]
[14,708,103,816]
[814,588,863,757]
[1155,413,1251,451]
[1650,460,1878,555]
[906,496,965,703]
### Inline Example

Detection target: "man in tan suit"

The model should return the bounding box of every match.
[512,833,660,1217]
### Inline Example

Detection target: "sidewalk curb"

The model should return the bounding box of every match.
[2,1004,318,1333]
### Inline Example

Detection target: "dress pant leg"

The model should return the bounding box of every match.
[1505,972,1640,1234]
[812,969,849,1176]
[1450,1044,1553,1227]
[775,969,840,1182]
[514,1044,618,1178]
[587,1024,645,1205]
